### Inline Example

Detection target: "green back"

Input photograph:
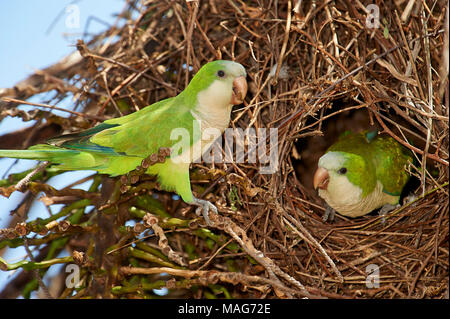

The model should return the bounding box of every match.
[370,134,413,196]
[91,97,197,157]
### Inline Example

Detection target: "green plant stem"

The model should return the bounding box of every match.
[128,247,182,269]
[0,256,73,271]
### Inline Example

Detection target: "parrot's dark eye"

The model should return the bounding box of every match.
[217,70,225,77]
[337,167,347,175]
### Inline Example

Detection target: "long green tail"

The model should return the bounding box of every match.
[0,144,145,176]
[0,146,72,160]
[0,144,97,171]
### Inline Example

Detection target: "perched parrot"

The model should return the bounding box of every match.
[0,60,248,224]
[313,131,413,221]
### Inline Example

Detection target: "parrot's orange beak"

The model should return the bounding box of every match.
[230,76,248,105]
[313,167,329,190]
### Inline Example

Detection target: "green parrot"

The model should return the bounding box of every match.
[313,131,413,221]
[0,60,248,224]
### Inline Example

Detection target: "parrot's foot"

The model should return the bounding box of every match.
[378,204,400,223]
[322,205,336,222]
[192,198,218,226]
[15,161,49,191]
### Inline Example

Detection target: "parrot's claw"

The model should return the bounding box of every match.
[378,204,400,224]
[322,205,336,223]
[193,198,218,226]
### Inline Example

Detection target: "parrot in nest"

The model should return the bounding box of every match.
[313,131,413,221]
[0,60,248,225]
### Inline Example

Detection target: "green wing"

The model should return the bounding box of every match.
[371,135,413,196]
[43,96,198,175]
[91,97,196,157]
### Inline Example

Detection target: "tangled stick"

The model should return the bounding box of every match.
[207,210,311,298]
[142,213,187,267]
[119,266,311,298]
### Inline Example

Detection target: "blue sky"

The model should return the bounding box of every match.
[0,0,126,87]
[0,0,127,297]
